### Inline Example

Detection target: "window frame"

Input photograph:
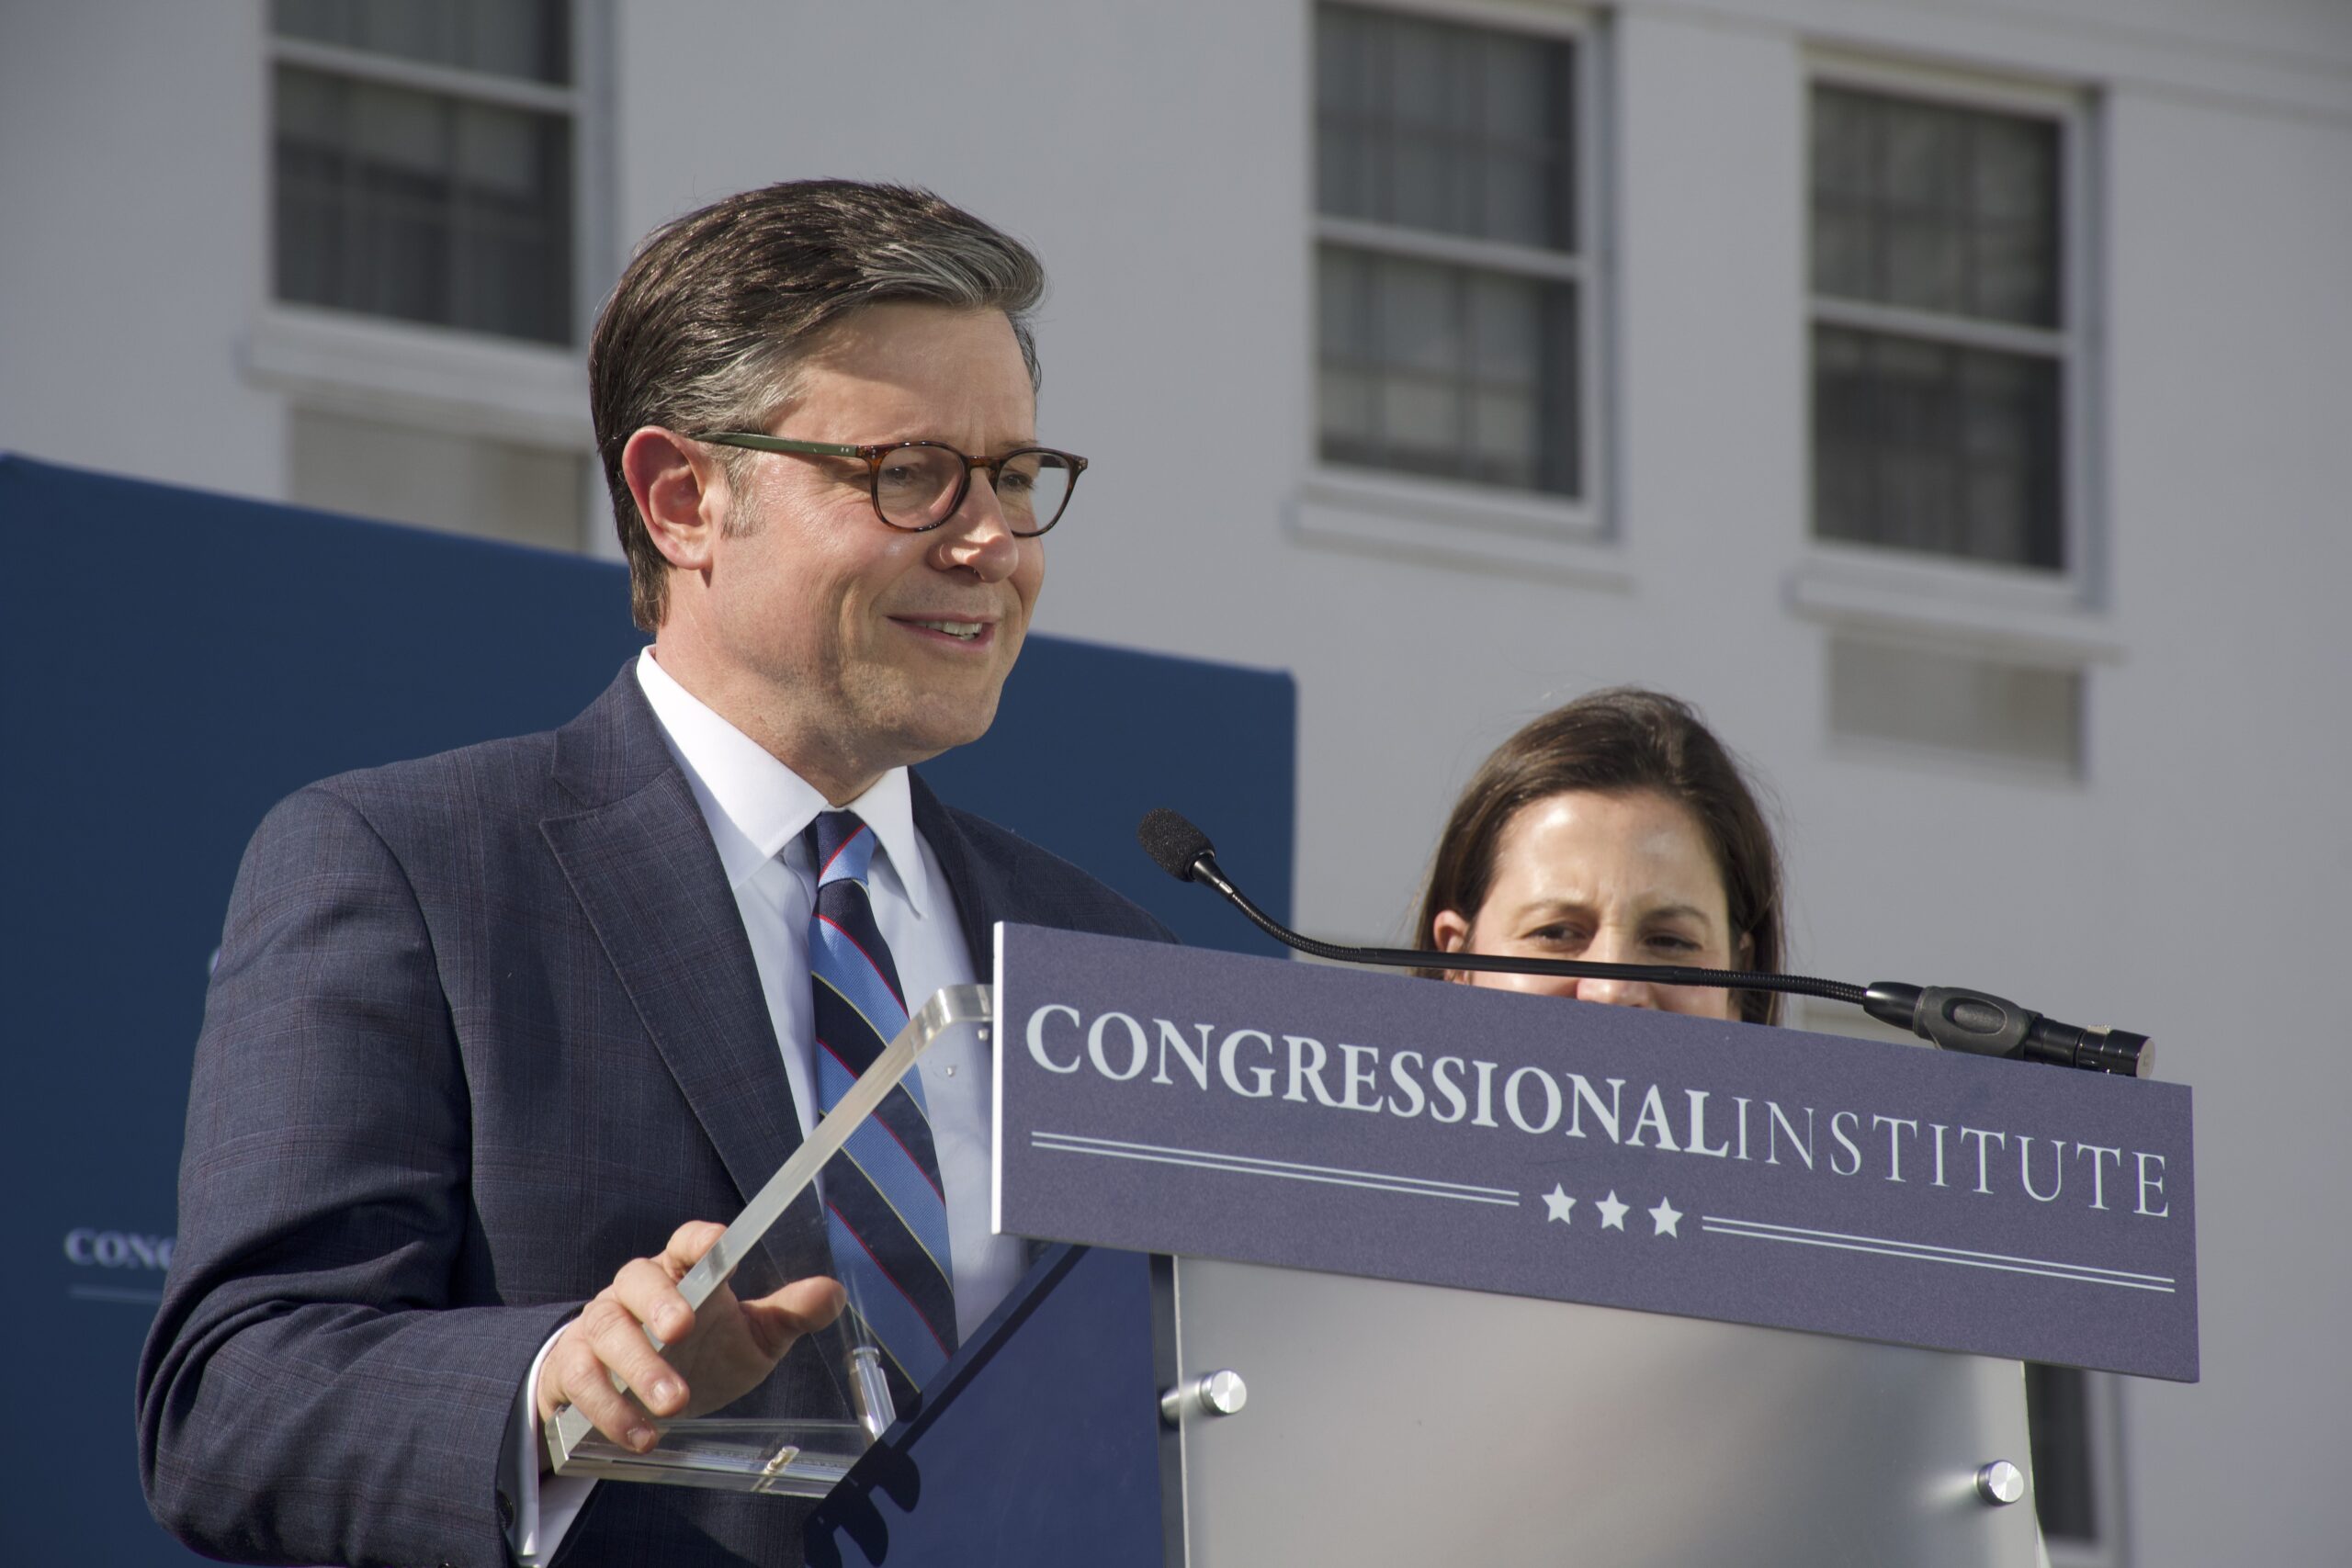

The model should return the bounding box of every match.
[266,6,591,348]
[1801,51,2099,615]
[1302,0,1612,568]
[253,1,613,549]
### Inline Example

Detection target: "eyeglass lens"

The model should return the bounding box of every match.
[876,446,1075,534]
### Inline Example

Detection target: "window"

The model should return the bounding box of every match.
[1315,4,1590,502]
[1809,79,2080,572]
[271,0,578,345]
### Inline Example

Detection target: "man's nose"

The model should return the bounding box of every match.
[930,468,1022,580]
[1576,930,1654,1010]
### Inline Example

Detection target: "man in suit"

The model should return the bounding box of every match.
[138,179,1171,1567]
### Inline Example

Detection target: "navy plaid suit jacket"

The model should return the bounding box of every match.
[137,667,1173,1567]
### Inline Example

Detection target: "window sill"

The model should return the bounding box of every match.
[243,305,591,449]
[1785,552,2122,667]
[1291,467,1629,590]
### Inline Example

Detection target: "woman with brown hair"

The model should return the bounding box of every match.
[1415,687,1786,1025]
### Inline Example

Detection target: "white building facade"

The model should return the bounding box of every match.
[5,1,2348,1562]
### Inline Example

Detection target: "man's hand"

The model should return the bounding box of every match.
[537,1221,848,1455]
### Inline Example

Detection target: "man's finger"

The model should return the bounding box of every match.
[609,1256,695,1348]
[739,1276,850,1358]
[542,1330,661,1451]
[660,1219,728,1273]
[576,1295,692,1417]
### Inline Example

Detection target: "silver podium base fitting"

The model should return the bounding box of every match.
[545,985,994,1489]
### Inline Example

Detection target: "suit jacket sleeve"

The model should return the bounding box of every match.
[138,783,575,1568]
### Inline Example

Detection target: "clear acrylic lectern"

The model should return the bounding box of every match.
[545,984,994,1494]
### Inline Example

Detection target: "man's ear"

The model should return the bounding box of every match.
[622,427,724,570]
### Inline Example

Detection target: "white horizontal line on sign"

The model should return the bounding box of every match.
[1031,1131,1521,1206]
[1701,1216,2175,1292]
[68,1285,164,1305]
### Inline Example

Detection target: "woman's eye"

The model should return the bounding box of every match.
[1526,924,1588,946]
[1646,933,1701,955]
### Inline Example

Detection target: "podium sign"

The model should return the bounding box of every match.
[993,925,2198,1382]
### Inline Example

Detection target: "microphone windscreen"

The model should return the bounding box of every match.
[1136,808,1216,883]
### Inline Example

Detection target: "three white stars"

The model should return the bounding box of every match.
[1541,1190,1681,1238]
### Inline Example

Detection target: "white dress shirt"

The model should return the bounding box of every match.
[507,649,1023,1563]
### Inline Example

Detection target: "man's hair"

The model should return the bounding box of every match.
[1411,688,1788,1024]
[589,179,1048,631]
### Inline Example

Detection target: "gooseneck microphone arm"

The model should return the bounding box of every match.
[1145,810,1866,1005]
[1136,808,2151,1078]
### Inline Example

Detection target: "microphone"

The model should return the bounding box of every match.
[1137,809,1864,1001]
[1858,984,2152,1077]
[1137,807,2150,1077]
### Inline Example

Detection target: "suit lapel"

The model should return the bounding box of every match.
[910,772,1017,976]
[541,672,807,1247]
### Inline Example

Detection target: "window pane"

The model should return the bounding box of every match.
[1382,375,1461,466]
[1883,101,1964,211]
[1810,85,2062,328]
[1810,87,1875,199]
[1482,152,1562,252]
[1389,16,1472,132]
[1319,367,1376,454]
[1469,272,1541,388]
[1317,244,1578,498]
[1481,34,1555,142]
[1315,9,1375,220]
[1317,246,1370,361]
[1377,257,1461,377]
[1972,117,2061,322]
[1315,4,1573,253]
[1812,208,1873,306]
[1809,89,1879,300]
[1883,212,1967,317]
[454,102,573,343]
[1960,346,2062,566]
[1392,132,1473,239]
[1470,389,1538,487]
[273,0,571,85]
[1812,324,2063,569]
[274,64,572,344]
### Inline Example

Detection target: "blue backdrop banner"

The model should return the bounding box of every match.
[0,455,1295,1565]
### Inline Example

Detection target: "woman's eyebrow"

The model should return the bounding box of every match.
[1520,897,1716,928]
[1511,897,1596,919]
[1640,902,1719,929]
[1518,896,1713,920]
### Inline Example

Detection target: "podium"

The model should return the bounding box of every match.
[572,924,2199,1566]
[1158,1261,2041,1565]
[800,1248,2045,1566]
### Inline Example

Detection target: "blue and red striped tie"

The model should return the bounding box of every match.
[805,810,956,1407]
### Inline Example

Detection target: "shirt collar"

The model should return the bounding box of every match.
[632,648,933,919]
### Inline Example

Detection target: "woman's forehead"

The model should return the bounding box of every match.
[1487,790,1728,913]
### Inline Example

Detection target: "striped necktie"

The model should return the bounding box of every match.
[804,809,957,1407]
